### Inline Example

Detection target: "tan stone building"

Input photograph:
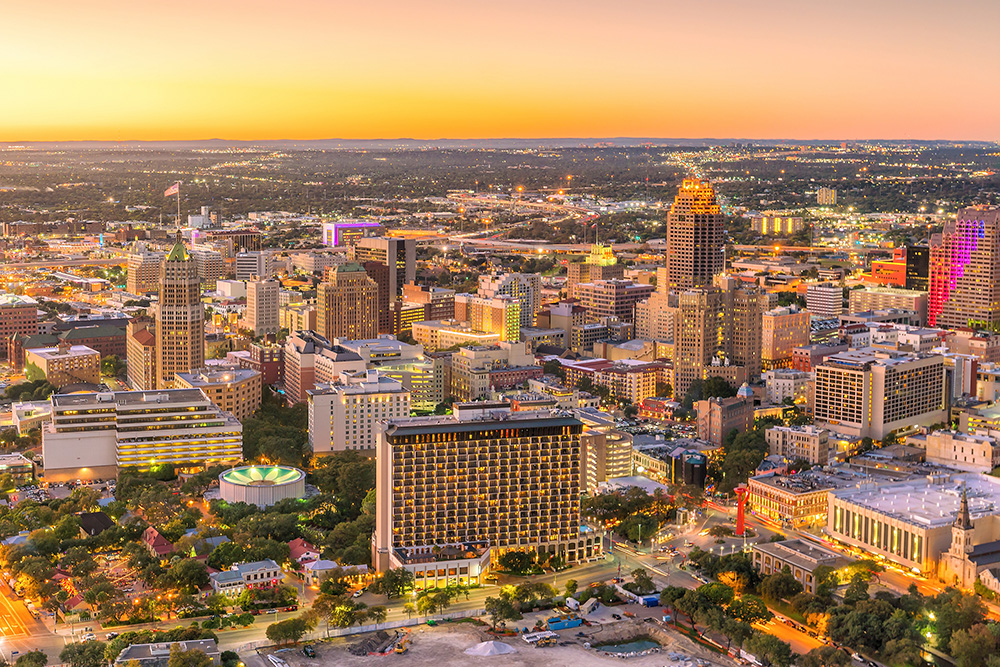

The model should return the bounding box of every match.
[26,343,100,388]
[174,367,262,423]
[762,305,811,370]
[126,317,157,391]
[155,244,205,388]
[662,179,724,290]
[766,425,832,465]
[317,263,379,341]
[924,430,1000,473]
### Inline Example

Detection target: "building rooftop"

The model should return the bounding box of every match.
[115,639,218,664]
[821,347,940,369]
[175,368,260,386]
[752,539,842,571]
[51,388,213,409]
[0,294,38,307]
[383,409,582,438]
[752,468,862,495]
[27,345,99,361]
[830,472,1000,528]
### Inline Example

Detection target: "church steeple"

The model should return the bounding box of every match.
[956,487,974,530]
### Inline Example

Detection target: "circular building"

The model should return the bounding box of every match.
[218,465,306,508]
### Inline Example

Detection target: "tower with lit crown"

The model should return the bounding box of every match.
[663,179,724,290]
[155,243,205,388]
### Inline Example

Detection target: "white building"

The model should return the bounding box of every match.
[308,370,411,453]
[762,369,812,404]
[924,430,1000,473]
[478,272,542,328]
[209,559,282,597]
[236,251,273,281]
[806,283,843,317]
[42,389,243,481]
[246,279,279,336]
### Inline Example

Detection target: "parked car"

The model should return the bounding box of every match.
[302,646,316,658]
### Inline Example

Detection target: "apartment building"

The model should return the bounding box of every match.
[766,425,831,465]
[592,362,663,403]
[813,348,947,439]
[762,305,811,369]
[635,291,675,341]
[805,283,843,317]
[174,367,262,423]
[374,406,594,582]
[696,395,752,447]
[762,369,812,405]
[42,388,243,481]
[126,248,166,295]
[849,288,929,326]
[478,273,542,328]
[308,370,411,453]
[454,294,521,342]
[282,330,366,405]
[279,303,317,333]
[573,280,654,324]
[25,343,100,388]
[126,318,157,391]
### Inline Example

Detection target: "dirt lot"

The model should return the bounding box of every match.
[267,619,732,667]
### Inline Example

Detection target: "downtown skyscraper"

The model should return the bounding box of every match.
[155,243,205,388]
[662,178,725,290]
[929,206,1000,331]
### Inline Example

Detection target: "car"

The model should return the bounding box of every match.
[851,654,862,662]
[106,632,119,640]
[867,662,879,667]
[352,589,363,598]
[611,613,622,620]
[82,633,97,641]
[302,646,316,658]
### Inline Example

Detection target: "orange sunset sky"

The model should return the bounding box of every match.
[2,0,998,141]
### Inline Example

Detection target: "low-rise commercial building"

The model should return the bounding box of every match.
[924,430,1000,473]
[696,395,752,447]
[766,425,832,465]
[209,559,282,596]
[749,469,859,528]
[114,640,220,667]
[751,539,843,594]
[25,343,100,388]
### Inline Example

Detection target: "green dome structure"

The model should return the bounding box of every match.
[219,465,306,508]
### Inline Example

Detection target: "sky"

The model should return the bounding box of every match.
[2,0,998,141]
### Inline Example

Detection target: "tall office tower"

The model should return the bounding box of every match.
[817,187,838,206]
[929,207,1000,331]
[806,283,844,317]
[454,294,521,342]
[373,405,591,579]
[317,263,379,342]
[126,247,166,294]
[635,291,676,341]
[905,245,930,292]
[663,179,725,290]
[246,279,280,336]
[479,273,542,328]
[672,289,724,398]
[567,244,624,297]
[762,305,810,370]
[573,280,655,324]
[718,276,768,381]
[155,244,205,389]
[235,251,273,281]
[126,316,157,390]
[348,237,416,302]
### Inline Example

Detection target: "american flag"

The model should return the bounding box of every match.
[164,182,179,197]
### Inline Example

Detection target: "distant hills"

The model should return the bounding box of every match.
[2,138,995,151]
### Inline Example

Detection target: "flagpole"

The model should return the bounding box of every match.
[176,183,181,230]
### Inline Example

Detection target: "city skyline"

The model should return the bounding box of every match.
[3,0,998,141]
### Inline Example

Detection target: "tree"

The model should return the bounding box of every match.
[14,652,47,667]
[930,588,987,649]
[655,381,672,398]
[60,642,107,667]
[168,644,213,667]
[497,550,536,574]
[951,624,998,667]
[798,646,850,667]
[370,567,413,599]
[698,582,734,607]
[727,595,772,625]
[368,605,387,629]
[484,595,519,630]
[564,579,578,597]
[170,559,209,594]
[630,568,656,595]
[842,572,870,606]
[745,632,793,667]
[265,617,310,644]
[101,355,126,378]
[760,567,804,603]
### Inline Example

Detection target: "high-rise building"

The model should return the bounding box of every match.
[155,244,205,389]
[929,206,1000,331]
[663,179,724,290]
[308,370,411,454]
[454,294,521,342]
[634,291,676,341]
[672,289,724,398]
[806,283,843,317]
[317,263,379,341]
[282,330,366,405]
[246,280,279,336]
[373,405,593,578]
[817,187,838,206]
[235,251,273,281]
[479,273,541,328]
[402,283,456,322]
[191,247,225,286]
[762,305,811,369]
[718,276,768,381]
[567,244,624,297]
[572,280,655,324]
[126,317,157,391]
[813,348,946,439]
[766,425,832,465]
[126,247,166,295]
[750,215,804,235]
[905,245,930,292]
[348,237,416,304]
